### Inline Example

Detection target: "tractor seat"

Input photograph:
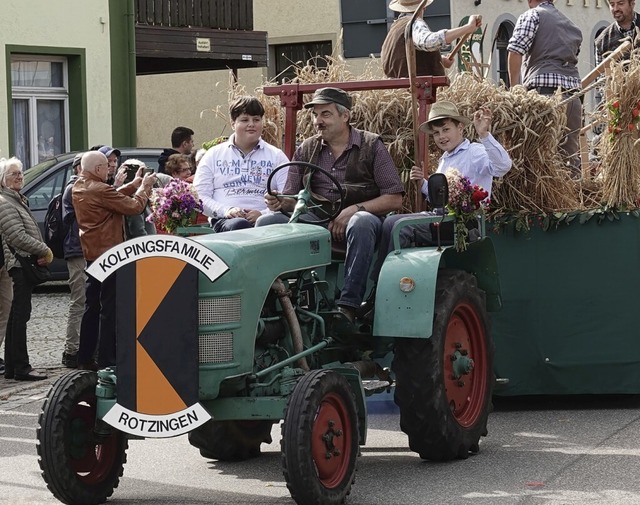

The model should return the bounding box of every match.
[331,240,347,261]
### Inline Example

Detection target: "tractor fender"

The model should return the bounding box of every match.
[372,238,501,338]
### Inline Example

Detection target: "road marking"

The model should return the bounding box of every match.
[0,436,35,445]
[0,424,33,430]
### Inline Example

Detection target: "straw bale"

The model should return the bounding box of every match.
[214,53,640,215]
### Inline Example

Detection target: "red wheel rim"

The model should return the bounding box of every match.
[68,392,120,484]
[443,301,488,427]
[310,392,353,489]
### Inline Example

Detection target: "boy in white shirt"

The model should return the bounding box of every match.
[194,96,289,232]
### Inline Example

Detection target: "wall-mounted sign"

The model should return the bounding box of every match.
[196,38,211,52]
[457,17,486,77]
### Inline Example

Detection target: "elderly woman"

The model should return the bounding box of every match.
[165,153,194,181]
[0,157,53,381]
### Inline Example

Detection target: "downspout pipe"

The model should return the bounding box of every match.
[126,0,137,145]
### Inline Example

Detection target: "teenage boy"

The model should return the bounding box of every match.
[193,96,289,232]
[366,101,512,310]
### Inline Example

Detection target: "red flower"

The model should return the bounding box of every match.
[471,189,489,206]
[633,108,640,118]
[612,100,620,109]
[629,123,636,131]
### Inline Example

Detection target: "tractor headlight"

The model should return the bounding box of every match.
[399,277,415,293]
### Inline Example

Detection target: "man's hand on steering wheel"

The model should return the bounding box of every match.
[264,192,283,212]
[266,161,345,224]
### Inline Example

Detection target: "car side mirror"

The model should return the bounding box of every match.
[427,173,449,209]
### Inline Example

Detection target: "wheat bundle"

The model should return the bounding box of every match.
[223,56,640,215]
[599,52,640,208]
[438,73,579,213]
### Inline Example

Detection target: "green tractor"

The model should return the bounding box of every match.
[37,166,501,505]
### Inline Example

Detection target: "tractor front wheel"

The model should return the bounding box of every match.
[37,370,128,505]
[393,269,494,461]
[282,369,359,505]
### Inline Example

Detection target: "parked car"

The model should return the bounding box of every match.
[23,148,163,280]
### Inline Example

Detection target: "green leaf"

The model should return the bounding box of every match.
[542,215,551,231]
[579,212,592,224]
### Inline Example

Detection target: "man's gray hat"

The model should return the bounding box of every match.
[304,87,353,110]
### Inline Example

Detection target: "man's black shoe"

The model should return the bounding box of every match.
[78,360,99,371]
[336,306,356,324]
[15,370,47,381]
[358,286,377,318]
[62,352,78,369]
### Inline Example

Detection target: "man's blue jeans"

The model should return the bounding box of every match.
[256,211,383,308]
[370,212,434,283]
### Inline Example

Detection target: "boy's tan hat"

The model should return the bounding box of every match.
[419,101,471,134]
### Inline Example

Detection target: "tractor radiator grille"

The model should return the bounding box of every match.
[198,296,240,363]
[199,332,234,363]
[198,296,241,324]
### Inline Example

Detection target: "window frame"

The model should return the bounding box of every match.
[11,55,71,169]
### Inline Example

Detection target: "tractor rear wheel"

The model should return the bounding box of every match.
[281,369,359,505]
[393,269,494,461]
[37,370,128,505]
[188,419,273,461]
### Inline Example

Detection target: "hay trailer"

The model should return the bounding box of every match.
[36,76,501,505]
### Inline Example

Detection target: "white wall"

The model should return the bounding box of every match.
[0,0,113,157]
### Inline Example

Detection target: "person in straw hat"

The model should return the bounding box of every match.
[381,0,482,78]
[362,101,512,318]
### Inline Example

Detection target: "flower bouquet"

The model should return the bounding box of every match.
[147,179,204,234]
[444,169,489,252]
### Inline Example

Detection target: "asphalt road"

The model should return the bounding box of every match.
[2,287,640,504]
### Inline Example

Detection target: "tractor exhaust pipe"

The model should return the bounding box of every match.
[271,279,310,371]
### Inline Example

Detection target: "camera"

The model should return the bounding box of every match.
[124,164,140,183]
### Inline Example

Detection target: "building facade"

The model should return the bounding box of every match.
[0,0,265,168]
[137,0,612,149]
[0,0,120,167]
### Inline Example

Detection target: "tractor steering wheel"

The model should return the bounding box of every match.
[266,161,345,225]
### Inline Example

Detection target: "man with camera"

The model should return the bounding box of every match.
[120,158,171,238]
[73,151,156,369]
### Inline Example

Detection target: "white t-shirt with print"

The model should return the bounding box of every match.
[193,136,289,219]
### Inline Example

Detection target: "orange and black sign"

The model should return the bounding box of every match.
[93,236,229,437]
[116,257,198,417]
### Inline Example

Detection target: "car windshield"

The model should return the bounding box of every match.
[24,154,74,185]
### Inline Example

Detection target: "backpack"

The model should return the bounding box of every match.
[44,193,66,259]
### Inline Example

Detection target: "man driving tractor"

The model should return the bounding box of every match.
[258,87,404,323]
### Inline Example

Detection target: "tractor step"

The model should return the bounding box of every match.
[495,377,510,389]
[362,379,392,393]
